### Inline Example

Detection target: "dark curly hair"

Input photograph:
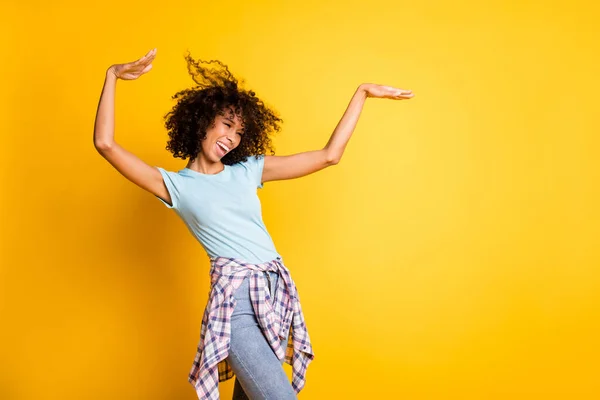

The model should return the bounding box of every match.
[163,51,282,165]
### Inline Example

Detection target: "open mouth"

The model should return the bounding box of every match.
[215,141,230,157]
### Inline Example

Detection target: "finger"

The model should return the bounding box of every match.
[139,54,155,67]
[137,48,157,64]
[144,50,157,64]
[386,85,411,92]
[141,63,153,74]
[394,91,413,98]
[138,50,152,62]
[143,48,156,58]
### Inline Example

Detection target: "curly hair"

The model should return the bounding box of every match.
[162,51,282,165]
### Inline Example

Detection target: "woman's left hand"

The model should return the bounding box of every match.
[361,83,414,99]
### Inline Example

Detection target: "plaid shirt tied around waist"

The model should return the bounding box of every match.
[188,256,315,399]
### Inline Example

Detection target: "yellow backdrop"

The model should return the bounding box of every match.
[1,0,599,399]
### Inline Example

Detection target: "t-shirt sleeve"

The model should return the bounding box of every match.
[245,155,265,189]
[155,167,182,209]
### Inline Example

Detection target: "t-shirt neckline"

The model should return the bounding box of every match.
[182,164,229,177]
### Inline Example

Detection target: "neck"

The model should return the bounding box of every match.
[187,154,225,175]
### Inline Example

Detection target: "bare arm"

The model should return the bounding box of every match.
[323,83,369,164]
[262,83,413,183]
[93,49,174,206]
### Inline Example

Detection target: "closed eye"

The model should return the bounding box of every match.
[223,121,243,136]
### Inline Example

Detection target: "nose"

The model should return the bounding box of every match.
[225,131,237,145]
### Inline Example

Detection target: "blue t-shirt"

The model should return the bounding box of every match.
[154,155,281,264]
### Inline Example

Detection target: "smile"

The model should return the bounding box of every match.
[216,141,230,156]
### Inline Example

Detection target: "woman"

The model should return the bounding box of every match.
[94,48,414,400]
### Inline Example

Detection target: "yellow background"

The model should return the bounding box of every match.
[1,0,599,398]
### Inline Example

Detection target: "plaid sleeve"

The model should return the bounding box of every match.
[155,167,182,209]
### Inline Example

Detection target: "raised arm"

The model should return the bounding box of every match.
[261,83,414,184]
[93,49,175,206]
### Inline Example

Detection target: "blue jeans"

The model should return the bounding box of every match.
[228,270,298,400]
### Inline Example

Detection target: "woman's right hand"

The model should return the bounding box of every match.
[108,48,157,80]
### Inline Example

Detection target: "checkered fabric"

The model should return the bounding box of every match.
[188,256,315,399]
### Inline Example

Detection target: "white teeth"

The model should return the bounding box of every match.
[216,141,229,153]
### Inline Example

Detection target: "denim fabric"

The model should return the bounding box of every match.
[228,270,297,400]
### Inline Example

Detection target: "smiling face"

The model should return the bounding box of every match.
[200,106,245,163]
